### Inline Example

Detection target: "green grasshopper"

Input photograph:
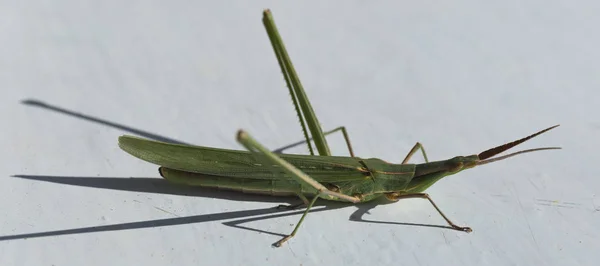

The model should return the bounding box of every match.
[118,9,560,247]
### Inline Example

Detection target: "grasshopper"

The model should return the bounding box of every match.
[118,9,560,247]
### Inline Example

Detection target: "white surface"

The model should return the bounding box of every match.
[1,1,598,265]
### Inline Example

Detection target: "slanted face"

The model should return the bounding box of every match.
[445,155,479,173]
[403,155,482,194]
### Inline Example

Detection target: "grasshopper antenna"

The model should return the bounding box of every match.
[476,125,560,164]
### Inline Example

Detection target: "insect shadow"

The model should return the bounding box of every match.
[6,100,456,242]
[21,98,332,155]
[5,174,454,241]
[4,174,338,240]
[21,99,188,145]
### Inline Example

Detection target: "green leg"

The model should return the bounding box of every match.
[401,142,429,164]
[386,192,472,232]
[273,126,356,157]
[237,129,360,247]
[273,196,319,247]
[263,10,331,156]
[334,126,355,157]
[320,126,355,157]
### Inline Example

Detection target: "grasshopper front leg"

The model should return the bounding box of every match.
[237,130,360,247]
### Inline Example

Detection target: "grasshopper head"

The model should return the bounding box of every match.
[449,125,561,172]
[407,125,560,193]
[432,125,560,173]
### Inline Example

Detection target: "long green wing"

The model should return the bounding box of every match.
[118,135,367,183]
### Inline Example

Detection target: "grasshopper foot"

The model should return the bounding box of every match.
[272,235,293,247]
[453,226,472,233]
